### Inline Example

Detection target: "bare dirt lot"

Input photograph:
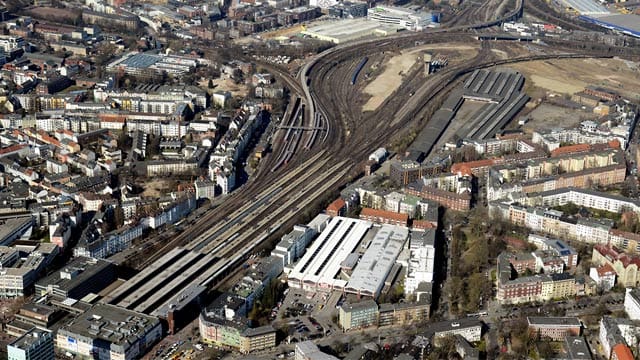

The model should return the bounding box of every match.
[522,103,597,133]
[141,179,180,198]
[362,44,479,111]
[507,58,640,99]
[25,6,79,21]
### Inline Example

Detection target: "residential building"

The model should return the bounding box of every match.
[7,328,54,360]
[426,318,483,344]
[339,300,378,331]
[591,244,640,287]
[611,344,634,360]
[527,317,581,341]
[405,229,436,295]
[295,341,339,360]
[377,301,430,327]
[589,264,616,292]
[599,317,640,359]
[326,198,346,217]
[55,304,162,360]
[528,234,578,268]
[405,173,472,211]
[198,301,276,354]
[359,207,408,226]
[624,287,640,321]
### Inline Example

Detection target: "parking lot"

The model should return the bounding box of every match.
[274,287,344,343]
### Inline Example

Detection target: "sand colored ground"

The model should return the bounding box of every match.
[198,77,249,98]
[362,44,479,111]
[507,58,640,98]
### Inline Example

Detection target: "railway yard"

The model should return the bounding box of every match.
[95,14,640,359]
[109,0,640,328]
[7,0,640,357]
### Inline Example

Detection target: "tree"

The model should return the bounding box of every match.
[208,79,215,89]
[465,273,486,312]
[114,206,125,228]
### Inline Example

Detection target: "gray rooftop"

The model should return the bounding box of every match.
[57,303,160,346]
[527,316,582,327]
[346,225,408,297]
[564,336,592,360]
[0,217,32,246]
[8,328,53,350]
[36,257,114,295]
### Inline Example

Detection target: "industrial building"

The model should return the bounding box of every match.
[287,217,410,298]
[560,0,609,16]
[106,52,197,76]
[301,19,398,44]
[579,14,640,38]
[0,217,33,246]
[345,225,408,298]
[288,217,372,292]
[56,304,162,360]
[367,6,432,31]
[35,257,116,299]
[454,69,530,141]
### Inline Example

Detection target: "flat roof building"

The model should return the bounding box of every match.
[288,217,372,292]
[35,257,116,299]
[7,328,54,360]
[345,225,408,298]
[295,340,340,360]
[528,317,582,341]
[55,303,162,360]
[301,18,398,44]
[405,229,436,296]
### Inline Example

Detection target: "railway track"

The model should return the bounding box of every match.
[122,0,640,296]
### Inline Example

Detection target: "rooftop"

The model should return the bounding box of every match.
[346,225,408,296]
[36,257,114,294]
[8,328,52,350]
[58,303,160,346]
[527,316,581,327]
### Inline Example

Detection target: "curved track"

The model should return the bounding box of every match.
[122,0,640,293]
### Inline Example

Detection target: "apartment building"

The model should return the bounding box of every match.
[624,288,640,320]
[528,317,582,341]
[591,244,640,287]
[339,300,379,331]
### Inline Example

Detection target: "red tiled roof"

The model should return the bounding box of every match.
[610,229,640,242]
[550,144,590,157]
[0,144,26,155]
[326,198,346,213]
[360,207,408,223]
[612,344,634,360]
[596,263,615,277]
[451,159,495,176]
[412,220,436,229]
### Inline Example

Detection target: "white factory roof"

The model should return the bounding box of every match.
[288,217,371,290]
[346,225,408,297]
[301,18,398,44]
[561,0,609,16]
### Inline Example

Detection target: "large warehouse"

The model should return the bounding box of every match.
[287,217,409,298]
[288,217,372,292]
[301,19,398,44]
[579,14,640,38]
[345,225,408,297]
